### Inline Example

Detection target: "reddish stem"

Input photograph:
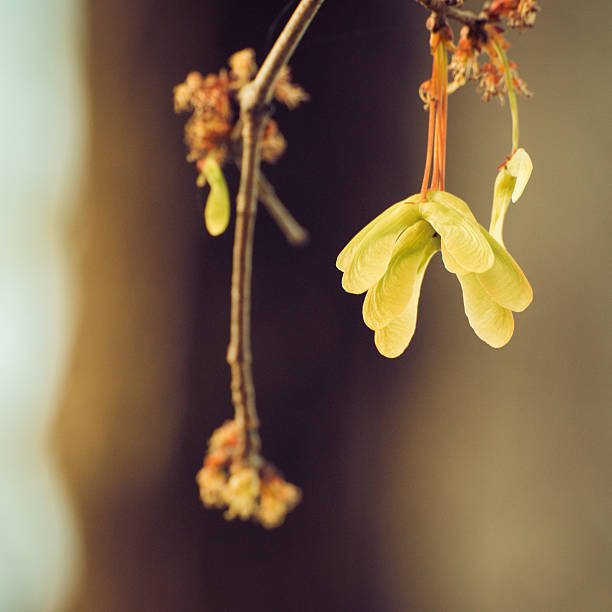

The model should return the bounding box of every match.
[438,45,448,191]
[432,81,442,191]
[420,38,449,197]
[421,51,439,198]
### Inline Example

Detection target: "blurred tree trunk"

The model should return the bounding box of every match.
[55,1,215,609]
[55,1,422,611]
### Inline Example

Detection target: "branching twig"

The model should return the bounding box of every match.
[257,172,309,245]
[229,121,309,246]
[227,0,324,457]
[414,0,483,27]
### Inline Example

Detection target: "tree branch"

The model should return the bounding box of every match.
[227,0,324,457]
[414,0,483,28]
[257,172,309,246]
[229,126,309,246]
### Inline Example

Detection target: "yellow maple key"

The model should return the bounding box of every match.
[201,156,230,236]
[490,148,533,244]
[337,189,499,357]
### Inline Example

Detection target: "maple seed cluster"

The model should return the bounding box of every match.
[196,420,301,528]
[337,6,538,357]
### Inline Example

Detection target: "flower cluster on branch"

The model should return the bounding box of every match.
[174,49,308,170]
[197,420,301,528]
[173,49,308,237]
[447,22,531,101]
[484,0,539,28]
[173,0,320,530]
[417,0,539,101]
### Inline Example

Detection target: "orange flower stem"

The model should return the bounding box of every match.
[421,38,449,196]
[420,53,438,197]
[434,74,443,190]
[431,107,440,192]
[438,41,448,191]
[429,42,441,193]
[432,40,448,192]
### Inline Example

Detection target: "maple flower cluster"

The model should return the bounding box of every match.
[484,0,539,29]
[447,0,538,101]
[174,48,308,168]
[196,420,301,528]
[448,25,530,101]
[173,49,308,236]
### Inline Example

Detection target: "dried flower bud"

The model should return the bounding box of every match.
[257,470,302,529]
[229,48,257,89]
[261,120,287,163]
[197,465,227,507]
[448,28,481,94]
[174,50,308,182]
[274,66,309,109]
[224,467,261,521]
[173,71,203,113]
[508,61,532,98]
[419,80,432,109]
[208,419,240,450]
[485,0,539,28]
[478,61,506,102]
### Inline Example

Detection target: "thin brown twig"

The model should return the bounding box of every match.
[257,172,309,246]
[229,123,309,246]
[414,0,484,27]
[227,0,324,457]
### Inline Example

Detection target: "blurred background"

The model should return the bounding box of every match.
[1,1,610,611]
